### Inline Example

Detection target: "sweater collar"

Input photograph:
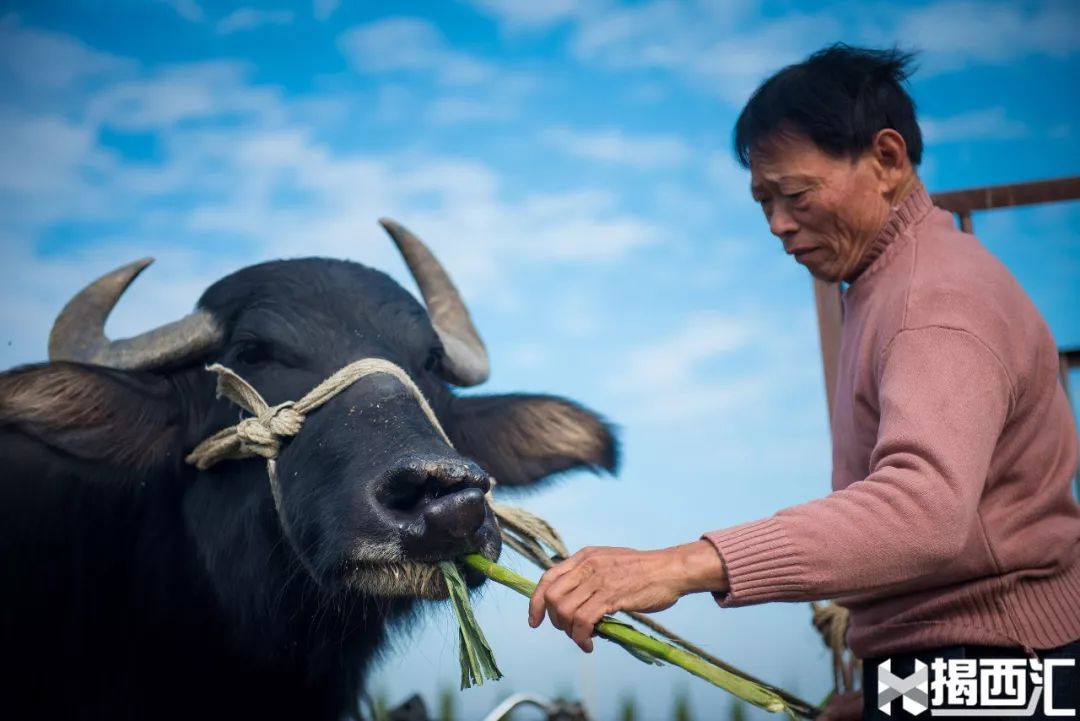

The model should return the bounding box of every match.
[845,180,933,284]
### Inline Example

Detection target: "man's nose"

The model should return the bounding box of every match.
[768,205,799,240]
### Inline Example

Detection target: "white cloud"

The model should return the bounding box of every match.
[427,97,514,125]
[548,291,601,339]
[893,0,1080,74]
[158,0,204,22]
[541,126,692,169]
[469,0,1079,103]
[689,14,843,103]
[921,107,1029,143]
[603,304,824,424]
[606,312,762,422]
[0,114,101,196]
[0,23,660,367]
[466,0,598,29]
[0,15,133,91]
[555,3,842,103]
[569,2,690,64]
[707,151,750,197]
[338,18,495,86]
[86,62,283,130]
[504,341,550,371]
[336,19,535,122]
[610,313,752,392]
[0,113,122,229]
[216,9,294,35]
[313,0,340,22]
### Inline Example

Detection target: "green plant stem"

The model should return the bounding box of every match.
[461,554,792,715]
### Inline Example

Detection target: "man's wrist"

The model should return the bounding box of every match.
[668,539,729,595]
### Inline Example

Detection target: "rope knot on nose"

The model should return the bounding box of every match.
[236,402,304,459]
[183,357,459,585]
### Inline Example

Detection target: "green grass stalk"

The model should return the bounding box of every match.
[460,554,792,716]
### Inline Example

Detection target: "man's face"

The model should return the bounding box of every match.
[749,132,890,282]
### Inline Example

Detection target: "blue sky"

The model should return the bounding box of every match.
[1,1,1078,718]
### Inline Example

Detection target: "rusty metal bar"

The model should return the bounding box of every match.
[958,211,974,233]
[813,279,843,429]
[1061,348,1080,498]
[931,176,1080,215]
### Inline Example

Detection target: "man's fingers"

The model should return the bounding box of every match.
[546,578,594,632]
[528,553,587,627]
[529,561,585,628]
[527,584,546,628]
[528,568,567,627]
[569,597,609,652]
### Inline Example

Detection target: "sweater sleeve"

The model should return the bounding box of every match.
[702,326,1013,606]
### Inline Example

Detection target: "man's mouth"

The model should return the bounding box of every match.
[790,247,821,264]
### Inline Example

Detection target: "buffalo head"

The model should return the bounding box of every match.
[0,221,617,719]
[5,220,617,610]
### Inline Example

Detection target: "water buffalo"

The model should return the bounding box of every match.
[0,220,617,721]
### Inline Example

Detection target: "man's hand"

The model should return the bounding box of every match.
[527,540,728,652]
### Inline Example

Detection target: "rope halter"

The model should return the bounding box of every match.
[187,358,453,472]
[184,358,566,584]
[186,358,455,583]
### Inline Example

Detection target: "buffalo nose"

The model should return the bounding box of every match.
[377,457,492,560]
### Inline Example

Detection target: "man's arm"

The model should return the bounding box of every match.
[528,325,1012,649]
[705,325,1011,605]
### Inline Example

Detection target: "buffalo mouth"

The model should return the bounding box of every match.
[341,512,502,600]
[341,547,500,600]
[340,455,502,598]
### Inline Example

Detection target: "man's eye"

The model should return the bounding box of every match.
[786,190,809,201]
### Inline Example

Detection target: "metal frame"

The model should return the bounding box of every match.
[932,176,1080,235]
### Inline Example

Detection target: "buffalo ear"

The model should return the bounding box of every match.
[448,393,618,489]
[0,362,179,470]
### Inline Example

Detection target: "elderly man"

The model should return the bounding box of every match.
[527,45,1080,718]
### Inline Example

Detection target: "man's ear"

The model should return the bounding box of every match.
[448,393,619,490]
[871,128,910,192]
[0,362,179,470]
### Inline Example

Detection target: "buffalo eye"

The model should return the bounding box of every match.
[423,347,443,372]
[235,340,274,367]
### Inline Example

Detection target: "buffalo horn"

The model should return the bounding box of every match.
[379,218,490,387]
[48,258,222,370]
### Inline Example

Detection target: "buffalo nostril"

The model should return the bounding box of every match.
[376,458,490,517]
[376,456,493,559]
[421,488,486,542]
[396,486,490,561]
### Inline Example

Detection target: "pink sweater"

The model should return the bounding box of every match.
[703,183,1080,659]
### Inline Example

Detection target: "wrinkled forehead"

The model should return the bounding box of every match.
[748,131,853,190]
[198,258,438,352]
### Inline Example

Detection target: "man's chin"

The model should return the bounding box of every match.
[802,261,843,283]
